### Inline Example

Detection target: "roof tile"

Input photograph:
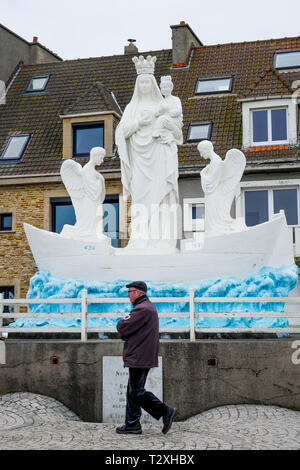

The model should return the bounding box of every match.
[0,36,300,176]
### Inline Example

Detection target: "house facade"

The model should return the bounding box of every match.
[0,23,62,84]
[0,22,300,301]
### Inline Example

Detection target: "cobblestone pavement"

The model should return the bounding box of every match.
[0,392,299,450]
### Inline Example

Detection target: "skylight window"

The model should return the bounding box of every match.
[195,76,233,95]
[26,75,50,92]
[1,135,30,162]
[186,122,212,143]
[274,50,300,69]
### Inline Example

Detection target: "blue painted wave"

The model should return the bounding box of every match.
[8,264,298,330]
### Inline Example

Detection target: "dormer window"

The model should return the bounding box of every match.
[241,98,297,148]
[195,76,233,95]
[252,107,287,145]
[186,121,212,143]
[72,122,104,157]
[26,75,50,93]
[274,50,300,70]
[0,134,30,162]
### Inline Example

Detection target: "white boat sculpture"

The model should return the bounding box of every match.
[24,211,294,284]
[24,56,295,285]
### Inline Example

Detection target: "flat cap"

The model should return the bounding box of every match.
[126,281,148,293]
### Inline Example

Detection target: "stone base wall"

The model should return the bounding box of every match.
[0,339,299,422]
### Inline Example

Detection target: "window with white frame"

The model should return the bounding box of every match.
[183,198,205,232]
[242,187,298,227]
[252,107,288,145]
[241,98,297,148]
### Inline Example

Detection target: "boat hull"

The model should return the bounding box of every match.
[23,213,294,283]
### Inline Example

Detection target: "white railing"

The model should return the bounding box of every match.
[1,290,300,342]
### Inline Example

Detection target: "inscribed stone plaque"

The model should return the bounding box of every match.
[0,341,5,364]
[102,356,163,423]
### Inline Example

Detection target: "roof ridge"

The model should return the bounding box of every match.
[0,23,62,60]
[18,48,172,68]
[192,35,300,50]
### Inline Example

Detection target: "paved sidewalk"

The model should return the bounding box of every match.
[0,392,299,450]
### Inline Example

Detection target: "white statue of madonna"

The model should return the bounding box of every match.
[115,56,183,253]
[198,140,247,237]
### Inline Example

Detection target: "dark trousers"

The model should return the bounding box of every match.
[125,367,167,426]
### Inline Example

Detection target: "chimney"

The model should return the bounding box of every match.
[33,36,38,43]
[124,39,138,55]
[170,22,203,66]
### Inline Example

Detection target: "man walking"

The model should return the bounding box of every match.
[116,281,176,435]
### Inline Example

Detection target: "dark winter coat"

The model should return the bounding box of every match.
[116,295,159,368]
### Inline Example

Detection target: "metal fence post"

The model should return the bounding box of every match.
[81,289,88,343]
[189,288,195,342]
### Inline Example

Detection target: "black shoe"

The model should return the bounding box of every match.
[116,424,142,435]
[162,406,176,434]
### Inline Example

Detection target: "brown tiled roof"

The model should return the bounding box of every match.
[0,35,300,177]
[63,81,122,116]
[0,49,172,176]
[241,67,293,98]
[172,36,300,166]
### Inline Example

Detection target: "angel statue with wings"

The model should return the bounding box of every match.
[198,140,247,237]
[60,147,108,241]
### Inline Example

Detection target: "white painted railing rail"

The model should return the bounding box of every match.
[1,290,300,342]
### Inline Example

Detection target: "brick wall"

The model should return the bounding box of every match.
[0,182,48,298]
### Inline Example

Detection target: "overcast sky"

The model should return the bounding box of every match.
[1,0,300,60]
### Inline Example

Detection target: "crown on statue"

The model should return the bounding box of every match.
[160,75,173,85]
[132,55,157,75]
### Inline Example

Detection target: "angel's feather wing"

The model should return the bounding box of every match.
[221,149,246,194]
[60,159,84,199]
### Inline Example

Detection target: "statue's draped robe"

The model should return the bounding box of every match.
[200,151,246,236]
[116,75,182,249]
[73,163,105,237]
[60,160,106,240]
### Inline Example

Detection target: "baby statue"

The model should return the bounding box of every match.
[152,75,183,145]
